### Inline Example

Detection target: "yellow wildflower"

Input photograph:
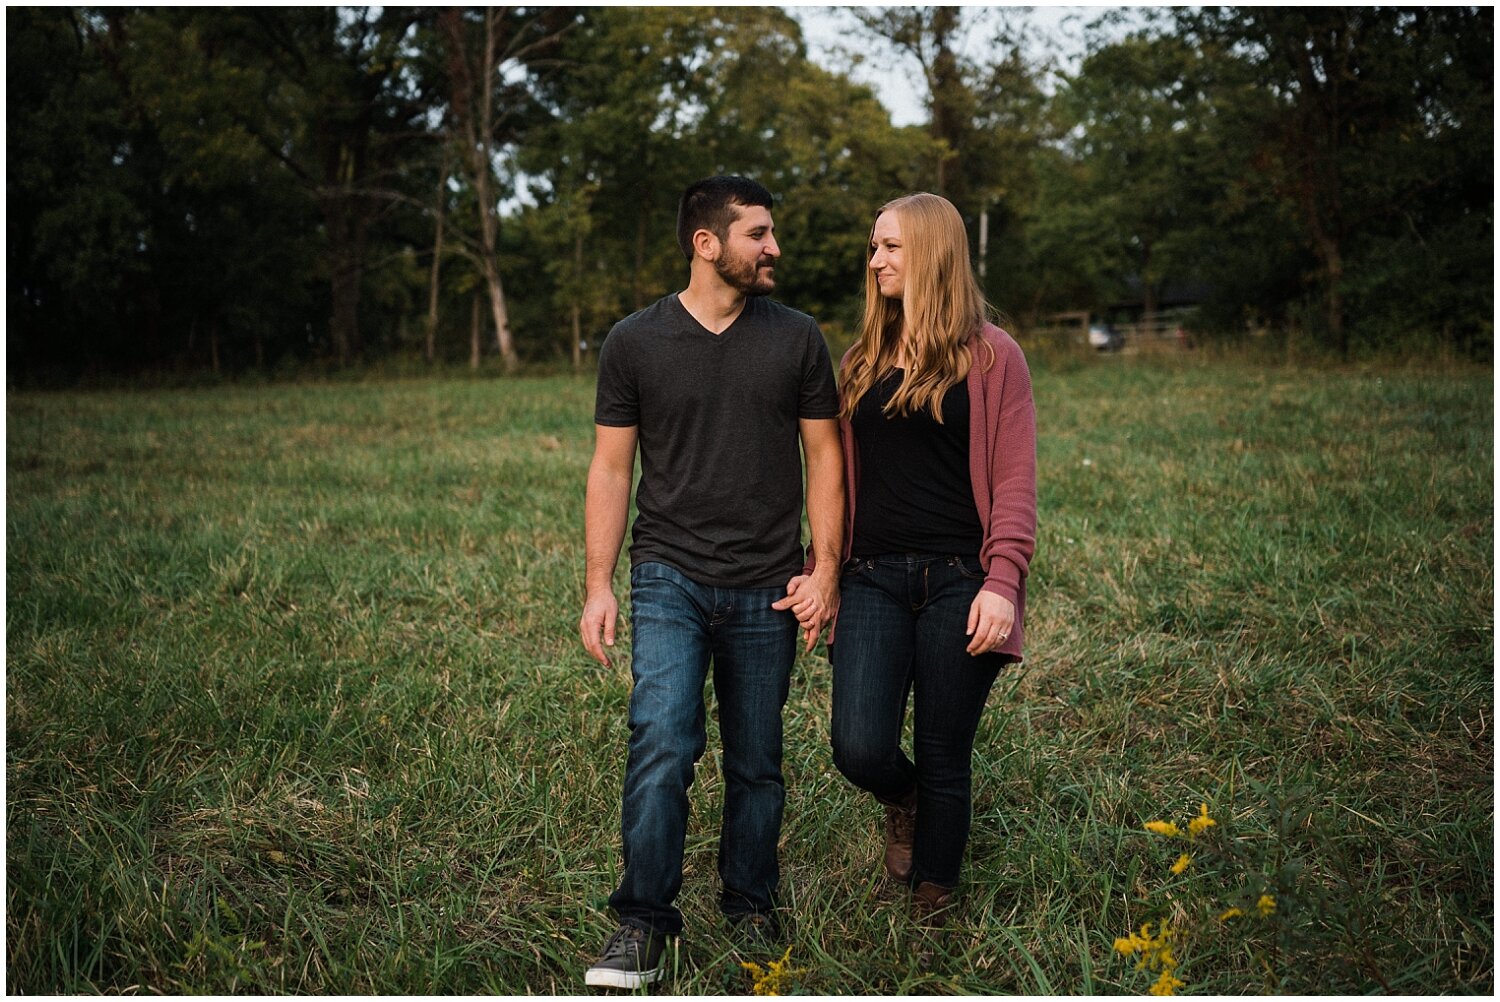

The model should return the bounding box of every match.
[1170,853,1191,875]
[1187,803,1217,837]
[740,945,805,996]
[1149,971,1186,996]
[1257,894,1277,917]
[1116,917,1183,992]
[1218,907,1244,922]
[1144,820,1181,837]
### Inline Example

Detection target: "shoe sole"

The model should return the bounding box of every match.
[585,966,663,989]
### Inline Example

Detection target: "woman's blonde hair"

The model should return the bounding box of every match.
[840,192,992,423]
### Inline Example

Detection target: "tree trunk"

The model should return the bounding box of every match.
[483,256,517,373]
[425,168,447,365]
[1140,242,1157,330]
[329,265,360,366]
[469,290,482,370]
[928,6,965,209]
[474,10,519,372]
[324,197,362,367]
[571,231,584,368]
[1324,240,1346,358]
[1281,11,1349,356]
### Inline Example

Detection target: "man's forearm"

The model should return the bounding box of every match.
[584,467,631,594]
[804,449,845,576]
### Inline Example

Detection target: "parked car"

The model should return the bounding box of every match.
[1088,320,1125,352]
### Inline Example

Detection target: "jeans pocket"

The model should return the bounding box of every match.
[949,555,986,581]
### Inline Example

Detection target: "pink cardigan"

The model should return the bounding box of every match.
[824,322,1037,660]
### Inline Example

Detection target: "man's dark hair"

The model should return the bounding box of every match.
[676,175,774,260]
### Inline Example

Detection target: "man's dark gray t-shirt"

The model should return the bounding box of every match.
[594,293,839,589]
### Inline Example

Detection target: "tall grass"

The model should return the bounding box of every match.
[6,355,1492,994]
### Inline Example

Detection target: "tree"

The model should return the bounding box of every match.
[260,8,430,365]
[7,8,326,376]
[848,6,977,210]
[521,6,723,327]
[839,6,1056,319]
[1181,7,1494,354]
[1053,29,1215,322]
[112,7,433,368]
[7,8,152,376]
[435,6,573,372]
[518,7,935,352]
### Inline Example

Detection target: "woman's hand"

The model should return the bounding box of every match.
[773,569,841,652]
[965,590,1015,656]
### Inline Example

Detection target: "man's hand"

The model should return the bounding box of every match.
[580,589,621,667]
[581,424,636,668]
[965,590,1015,656]
[773,568,840,652]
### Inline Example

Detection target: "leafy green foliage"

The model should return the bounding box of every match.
[5,7,1492,379]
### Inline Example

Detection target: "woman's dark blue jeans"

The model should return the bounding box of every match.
[829,553,1006,890]
[608,561,798,936]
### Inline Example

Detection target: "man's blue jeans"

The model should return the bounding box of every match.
[608,561,797,936]
[829,554,1005,890]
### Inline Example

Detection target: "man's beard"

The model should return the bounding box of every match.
[716,251,776,296]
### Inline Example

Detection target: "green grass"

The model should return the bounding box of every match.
[7,355,1493,994]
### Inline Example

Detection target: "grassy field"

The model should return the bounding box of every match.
[6,354,1493,994]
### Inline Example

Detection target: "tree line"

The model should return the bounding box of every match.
[6,6,1492,381]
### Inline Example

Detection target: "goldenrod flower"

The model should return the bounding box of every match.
[1144,820,1181,837]
[740,945,805,996]
[1257,894,1277,917]
[1170,853,1191,875]
[1149,971,1186,996]
[1116,917,1182,991]
[1218,907,1244,922]
[1187,803,1217,837]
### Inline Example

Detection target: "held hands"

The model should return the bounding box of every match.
[580,589,620,667]
[773,570,840,652]
[965,590,1016,656]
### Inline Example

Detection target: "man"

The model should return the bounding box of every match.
[579,176,843,989]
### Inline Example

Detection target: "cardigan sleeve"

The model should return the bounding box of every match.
[977,332,1037,603]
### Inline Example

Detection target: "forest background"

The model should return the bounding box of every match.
[6,5,1493,383]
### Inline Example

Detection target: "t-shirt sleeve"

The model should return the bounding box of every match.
[594,324,639,427]
[798,320,840,420]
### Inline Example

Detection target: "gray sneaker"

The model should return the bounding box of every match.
[585,924,668,989]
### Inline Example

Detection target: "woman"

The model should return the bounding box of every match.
[828,192,1036,924]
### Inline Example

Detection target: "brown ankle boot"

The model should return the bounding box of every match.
[880,790,917,882]
[912,881,956,926]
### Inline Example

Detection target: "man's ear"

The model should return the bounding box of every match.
[692,228,720,263]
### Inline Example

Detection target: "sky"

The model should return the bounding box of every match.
[789,4,1122,126]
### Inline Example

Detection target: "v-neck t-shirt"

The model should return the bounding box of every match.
[594,294,839,589]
